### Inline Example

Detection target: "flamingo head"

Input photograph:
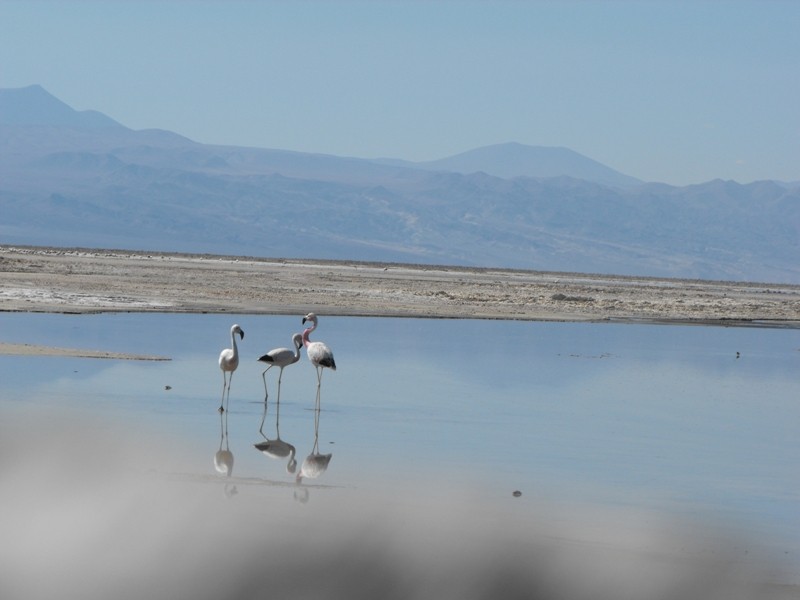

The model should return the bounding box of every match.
[302,313,318,327]
[232,324,244,340]
[292,332,303,349]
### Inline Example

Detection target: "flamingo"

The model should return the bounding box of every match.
[257,333,303,400]
[218,323,244,412]
[301,312,336,388]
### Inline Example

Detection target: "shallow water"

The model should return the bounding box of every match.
[1,312,799,594]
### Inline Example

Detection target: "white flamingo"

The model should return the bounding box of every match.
[218,323,244,412]
[301,313,336,389]
[257,332,303,400]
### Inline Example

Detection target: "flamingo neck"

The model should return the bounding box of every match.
[302,328,312,347]
[230,331,239,356]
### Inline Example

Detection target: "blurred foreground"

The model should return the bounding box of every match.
[1,409,796,600]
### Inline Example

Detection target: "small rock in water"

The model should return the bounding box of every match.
[512,490,522,497]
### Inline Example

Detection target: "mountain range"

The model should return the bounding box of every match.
[1,85,798,283]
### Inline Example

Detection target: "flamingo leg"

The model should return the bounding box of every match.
[219,372,228,412]
[313,367,322,409]
[222,407,230,449]
[261,365,272,400]
[225,371,235,413]
[312,391,321,453]
[314,367,323,414]
[276,367,284,403]
[258,392,269,437]
[316,366,323,387]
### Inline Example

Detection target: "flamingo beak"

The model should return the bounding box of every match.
[302,317,307,325]
[239,330,245,340]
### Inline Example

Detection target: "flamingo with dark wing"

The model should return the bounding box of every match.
[257,332,303,401]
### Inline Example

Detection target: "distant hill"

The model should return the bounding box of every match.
[1,85,798,283]
[375,142,642,188]
[0,84,123,129]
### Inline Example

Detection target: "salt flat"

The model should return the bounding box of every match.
[1,245,798,328]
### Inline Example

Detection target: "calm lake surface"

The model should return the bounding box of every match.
[1,312,799,587]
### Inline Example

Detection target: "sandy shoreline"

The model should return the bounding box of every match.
[2,244,799,322]
[0,342,169,360]
[1,244,799,357]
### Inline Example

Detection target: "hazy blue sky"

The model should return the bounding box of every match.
[1,1,798,185]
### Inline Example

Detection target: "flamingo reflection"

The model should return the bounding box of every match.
[295,392,332,487]
[214,407,234,478]
[254,391,297,475]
